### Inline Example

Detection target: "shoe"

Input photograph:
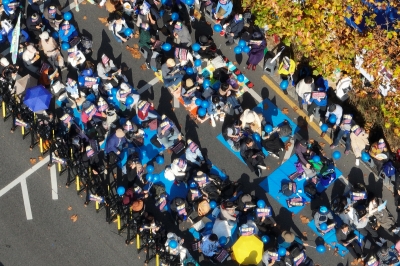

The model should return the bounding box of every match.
[210,116,216,127]
[219,30,225,36]
[379,237,387,243]
[247,64,252,70]
[225,41,233,46]
[344,150,350,155]
[355,159,360,166]
[375,241,383,247]
[330,144,337,149]
[257,165,267,170]
[319,121,323,126]
[283,90,288,95]
[75,4,79,11]
[270,152,279,159]
[320,132,326,137]
[309,114,314,122]
[145,62,150,69]
[252,65,256,71]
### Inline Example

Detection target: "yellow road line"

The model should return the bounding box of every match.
[261,75,331,144]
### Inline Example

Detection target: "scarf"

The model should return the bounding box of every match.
[188,142,199,153]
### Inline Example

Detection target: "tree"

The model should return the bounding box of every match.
[243,0,400,148]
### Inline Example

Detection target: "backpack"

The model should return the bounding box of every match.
[281,181,296,197]
[304,179,317,199]
[381,161,396,178]
[278,121,292,137]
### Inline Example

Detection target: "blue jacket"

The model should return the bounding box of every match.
[105,133,127,154]
[59,24,78,43]
[216,1,233,18]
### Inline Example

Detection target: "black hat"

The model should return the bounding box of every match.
[199,35,209,46]
[328,104,336,112]
[299,139,308,146]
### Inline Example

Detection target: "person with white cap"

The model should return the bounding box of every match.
[39,31,65,69]
[295,76,314,109]
[240,109,264,135]
[161,58,184,88]
[105,128,127,162]
[170,158,189,185]
[22,44,41,75]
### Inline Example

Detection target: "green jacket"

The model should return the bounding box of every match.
[138,29,151,49]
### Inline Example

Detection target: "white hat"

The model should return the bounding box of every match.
[166,58,175,67]
[0,57,9,66]
[39,31,50,40]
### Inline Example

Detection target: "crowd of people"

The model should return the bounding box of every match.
[1,0,400,265]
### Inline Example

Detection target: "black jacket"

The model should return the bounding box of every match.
[227,19,244,36]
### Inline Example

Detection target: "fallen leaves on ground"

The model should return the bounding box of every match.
[68,206,72,210]
[70,214,78,222]
[302,232,307,237]
[83,16,87,20]
[98,17,108,25]
[126,45,141,59]
[292,106,299,111]
[30,158,37,164]
[140,64,147,70]
[282,108,289,114]
[299,215,310,224]
[319,142,326,147]
[38,156,44,161]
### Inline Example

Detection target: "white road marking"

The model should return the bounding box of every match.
[61,0,85,12]
[174,97,180,108]
[50,165,58,200]
[0,156,49,197]
[282,138,295,163]
[137,77,160,94]
[247,88,263,103]
[21,179,33,220]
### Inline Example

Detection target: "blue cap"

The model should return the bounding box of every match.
[319,206,328,214]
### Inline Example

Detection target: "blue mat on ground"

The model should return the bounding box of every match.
[216,134,245,163]
[259,155,344,214]
[131,115,165,165]
[324,229,365,257]
[307,220,336,241]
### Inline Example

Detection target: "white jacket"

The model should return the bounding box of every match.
[295,78,315,102]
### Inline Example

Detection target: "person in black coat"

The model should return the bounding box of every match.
[170,197,191,223]
[26,13,43,42]
[335,223,363,261]
[224,14,244,45]
[240,137,266,176]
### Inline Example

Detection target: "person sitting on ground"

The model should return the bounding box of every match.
[224,14,244,46]
[185,139,205,167]
[200,234,221,262]
[330,114,354,155]
[124,120,145,147]
[170,158,190,185]
[80,102,107,125]
[219,201,237,222]
[170,197,191,224]
[206,95,225,127]
[97,54,126,89]
[321,103,343,137]
[164,232,189,265]
[173,21,192,48]
[39,31,65,69]
[261,125,285,160]
[336,224,364,263]
[105,128,127,162]
[194,171,221,201]
[240,137,266,176]
[175,47,194,67]
[377,246,400,266]
[197,35,217,59]
[295,76,314,109]
[138,23,154,69]
[369,138,389,172]
[335,71,352,102]
[181,78,200,107]
[67,46,86,69]
[59,20,78,43]
[156,114,182,149]
[350,125,369,167]
[277,230,309,250]
[187,182,205,206]
[236,194,256,221]
[43,5,63,31]
[240,109,264,135]
[368,196,399,234]
[224,121,244,152]
[109,11,134,43]
[278,56,296,81]
[313,206,335,235]
[136,100,158,124]
[294,139,311,168]
[161,58,184,88]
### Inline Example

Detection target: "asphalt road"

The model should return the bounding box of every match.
[0,2,399,266]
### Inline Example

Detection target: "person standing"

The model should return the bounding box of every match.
[330,114,354,155]
[224,14,244,46]
[321,104,343,137]
[295,76,314,109]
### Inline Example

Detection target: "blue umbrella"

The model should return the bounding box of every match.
[23,85,53,112]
